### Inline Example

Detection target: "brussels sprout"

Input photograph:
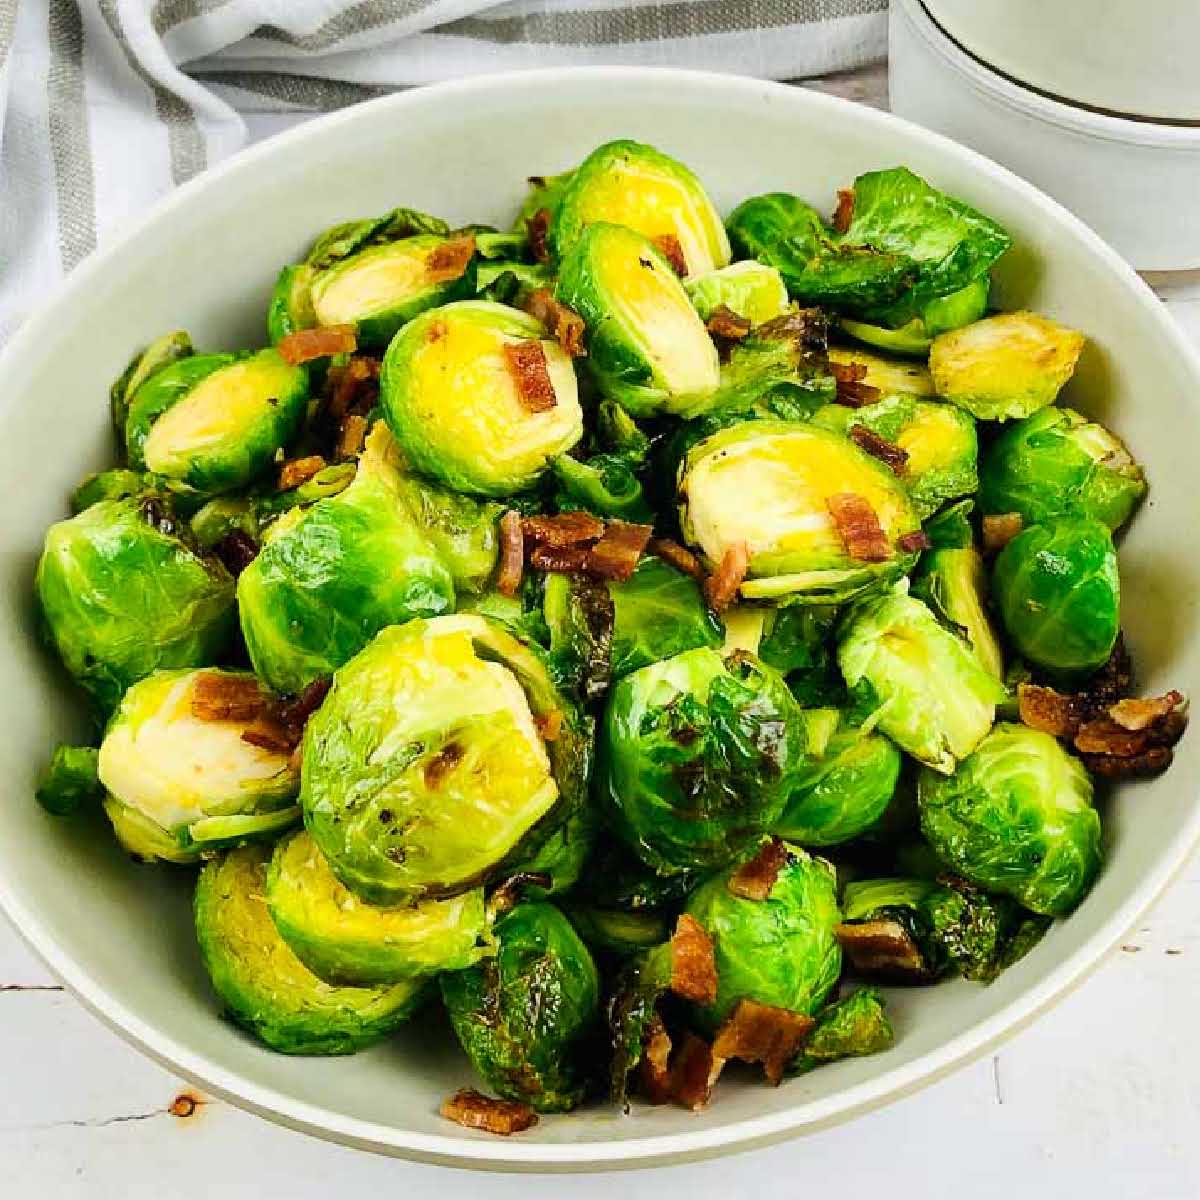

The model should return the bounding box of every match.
[775,718,901,846]
[265,830,491,986]
[929,312,1085,421]
[550,453,653,523]
[110,330,194,448]
[381,300,583,495]
[992,518,1120,677]
[302,613,588,904]
[35,745,102,816]
[789,988,893,1073]
[476,261,555,306]
[267,264,317,343]
[306,207,450,272]
[195,845,425,1054]
[757,606,845,707]
[97,668,299,862]
[912,547,1004,680]
[566,905,670,958]
[574,836,701,913]
[556,223,720,418]
[71,468,147,514]
[125,349,308,496]
[503,804,598,898]
[441,900,600,1112]
[35,498,235,715]
[678,420,922,605]
[549,139,730,275]
[685,261,789,326]
[540,571,615,702]
[839,277,990,356]
[838,590,1006,774]
[685,841,841,1029]
[979,406,1147,532]
[600,648,806,874]
[237,425,455,695]
[923,496,975,550]
[826,346,935,398]
[918,723,1102,916]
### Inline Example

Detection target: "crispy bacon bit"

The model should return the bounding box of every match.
[757,309,828,350]
[827,492,892,562]
[586,520,654,583]
[503,341,557,413]
[850,425,909,474]
[1081,747,1174,778]
[833,187,856,234]
[440,1089,537,1136]
[649,536,704,579]
[489,872,554,916]
[277,324,357,365]
[276,677,331,731]
[981,512,1024,553]
[191,673,268,723]
[496,510,525,598]
[522,288,587,357]
[1075,717,1153,757]
[240,717,296,756]
[898,530,931,554]
[424,235,475,283]
[652,234,687,277]
[526,208,551,264]
[1019,683,1086,738]
[214,531,259,577]
[712,999,815,1085]
[638,1016,675,1105]
[423,742,464,789]
[327,355,380,420]
[1085,636,1133,707]
[728,837,790,902]
[671,1034,723,1112]
[335,414,368,461]
[521,511,606,548]
[836,919,930,982]
[830,360,882,408]
[278,455,326,492]
[706,305,752,342]
[529,543,592,573]
[668,914,718,1005]
[704,542,749,612]
[535,709,563,742]
[1109,691,1185,731]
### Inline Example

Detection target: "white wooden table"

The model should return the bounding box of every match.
[5,64,1200,1198]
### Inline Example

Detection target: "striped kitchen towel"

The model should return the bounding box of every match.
[0,0,886,342]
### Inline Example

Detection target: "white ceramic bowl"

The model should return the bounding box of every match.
[1,68,1199,1172]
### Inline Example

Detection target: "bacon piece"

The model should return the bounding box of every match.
[529,544,592,573]
[522,289,586,358]
[649,536,704,579]
[728,837,790,902]
[1019,683,1086,738]
[503,341,557,413]
[240,717,296,756]
[535,709,563,743]
[830,360,882,408]
[898,530,931,554]
[638,1016,675,1105]
[671,1033,723,1112]
[277,324,357,365]
[276,677,332,732]
[440,1089,537,1136]
[756,308,828,351]
[981,512,1023,553]
[191,673,268,723]
[278,455,326,491]
[586,520,653,583]
[827,493,892,562]
[424,235,475,283]
[704,542,749,612]
[423,741,464,789]
[835,919,930,982]
[833,187,855,235]
[214,531,259,577]
[850,425,908,474]
[1109,691,1185,731]
[1081,747,1174,778]
[712,999,815,1085]
[652,234,687,277]
[496,510,525,598]
[526,208,551,265]
[327,355,380,420]
[1075,717,1151,757]
[1083,636,1133,707]
[521,511,605,548]
[668,914,718,1005]
[706,305,752,342]
[335,414,368,461]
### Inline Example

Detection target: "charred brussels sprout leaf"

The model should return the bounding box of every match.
[573,836,701,913]
[304,207,450,271]
[757,606,845,707]
[441,901,600,1112]
[918,723,1102,916]
[110,330,194,451]
[789,988,893,1074]
[35,745,102,816]
[912,547,1004,680]
[542,571,615,702]
[923,497,975,550]
[600,648,806,874]
[685,261,789,326]
[195,846,425,1055]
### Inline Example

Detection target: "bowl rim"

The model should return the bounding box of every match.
[2,64,1199,1170]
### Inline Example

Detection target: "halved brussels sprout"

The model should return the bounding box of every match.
[918,723,1102,916]
[549,139,730,275]
[35,498,235,715]
[685,261,789,326]
[600,647,805,874]
[441,901,600,1112]
[789,988,893,1074]
[301,613,587,905]
[678,420,922,605]
[381,300,583,495]
[110,330,194,446]
[556,222,720,418]
[992,518,1120,677]
[237,424,455,695]
[685,840,841,1029]
[929,312,1085,421]
[979,405,1146,532]
[839,277,990,357]
[265,830,491,986]
[35,745,102,816]
[97,668,299,862]
[195,845,425,1055]
[126,349,308,496]
[826,346,935,398]
[912,547,1004,680]
[837,590,1006,774]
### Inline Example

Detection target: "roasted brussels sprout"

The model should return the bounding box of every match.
[756,605,844,707]
[550,453,653,524]
[503,804,599,898]
[441,901,600,1112]
[195,845,425,1054]
[929,312,1085,421]
[97,668,299,862]
[912,546,1004,680]
[826,345,934,398]
[685,261,789,326]
[35,745,102,816]
[685,841,841,1029]
[839,277,989,357]
[265,830,491,986]
[381,300,584,495]
[556,222,720,418]
[549,139,730,275]
[267,265,317,343]
[979,405,1146,532]
[918,723,1102,916]
[71,468,147,514]
[301,613,588,905]
[110,330,194,445]
[789,988,893,1073]
[566,905,670,958]
[992,518,1120,677]
[125,349,308,496]
[838,589,1006,773]
[678,420,922,604]
[36,498,235,715]
[600,648,806,874]
[237,425,455,695]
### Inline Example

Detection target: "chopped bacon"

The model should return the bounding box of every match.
[276,677,331,731]
[712,999,815,1085]
[1075,717,1152,757]
[836,919,930,982]
[757,309,828,351]
[214,531,259,577]
[278,455,326,492]
[1085,636,1133,707]
[240,717,296,756]
[440,1089,537,1136]
[652,234,687,277]
[335,414,368,461]
[981,512,1023,553]
[1081,747,1174,778]
[1019,683,1086,738]
[671,1033,723,1112]
[831,360,882,408]
[827,492,892,562]
[638,1016,675,1105]
[706,305,752,342]
[423,742,464,789]
[1109,691,1185,731]
[522,289,586,358]
[704,542,749,612]
[240,678,330,755]
[424,235,475,283]
[850,425,908,474]
[728,837,790,902]
[326,355,380,421]
[649,536,704,579]
[526,208,551,265]
[898,530,931,553]
[503,341,557,413]
[668,914,718,1005]
[277,324,357,365]
[833,187,855,235]
[496,510,524,598]
[191,673,268,723]
[586,520,653,583]
[529,543,593,573]
[521,511,605,548]
[535,709,563,742]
